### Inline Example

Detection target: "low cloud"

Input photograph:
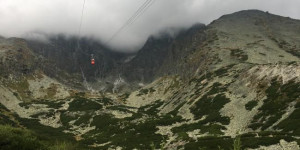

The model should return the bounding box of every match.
[0,0,299,52]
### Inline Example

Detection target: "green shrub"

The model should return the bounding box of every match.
[0,125,45,150]
[233,135,242,150]
[275,108,300,135]
[245,100,258,111]
[249,79,300,130]
[49,141,77,150]
[230,49,248,62]
[137,89,149,96]
[68,97,103,111]
[184,136,232,150]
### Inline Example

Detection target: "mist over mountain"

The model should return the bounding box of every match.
[1,0,300,51]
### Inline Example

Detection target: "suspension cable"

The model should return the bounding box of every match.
[105,0,155,44]
[78,0,86,37]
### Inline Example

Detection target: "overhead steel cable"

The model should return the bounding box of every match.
[105,0,152,44]
[105,0,155,44]
[126,0,155,27]
[76,0,86,51]
[120,0,152,29]
[78,0,86,37]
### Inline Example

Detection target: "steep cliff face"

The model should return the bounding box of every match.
[121,34,174,83]
[27,35,130,81]
[121,24,207,83]
[0,37,73,101]
[0,38,38,77]
[1,10,300,150]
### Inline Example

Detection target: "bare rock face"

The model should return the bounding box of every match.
[247,139,300,150]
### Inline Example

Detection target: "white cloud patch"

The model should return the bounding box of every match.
[0,0,299,52]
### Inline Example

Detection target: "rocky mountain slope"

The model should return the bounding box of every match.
[122,24,206,83]
[0,10,300,150]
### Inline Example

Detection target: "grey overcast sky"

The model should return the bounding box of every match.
[0,0,300,51]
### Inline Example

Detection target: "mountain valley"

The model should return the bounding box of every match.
[0,10,300,150]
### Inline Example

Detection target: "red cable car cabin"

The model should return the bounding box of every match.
[91,58,95,65]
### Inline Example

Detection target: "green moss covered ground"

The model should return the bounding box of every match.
[0,124,78,150]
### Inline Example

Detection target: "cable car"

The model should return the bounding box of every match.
[91,54,95,65]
